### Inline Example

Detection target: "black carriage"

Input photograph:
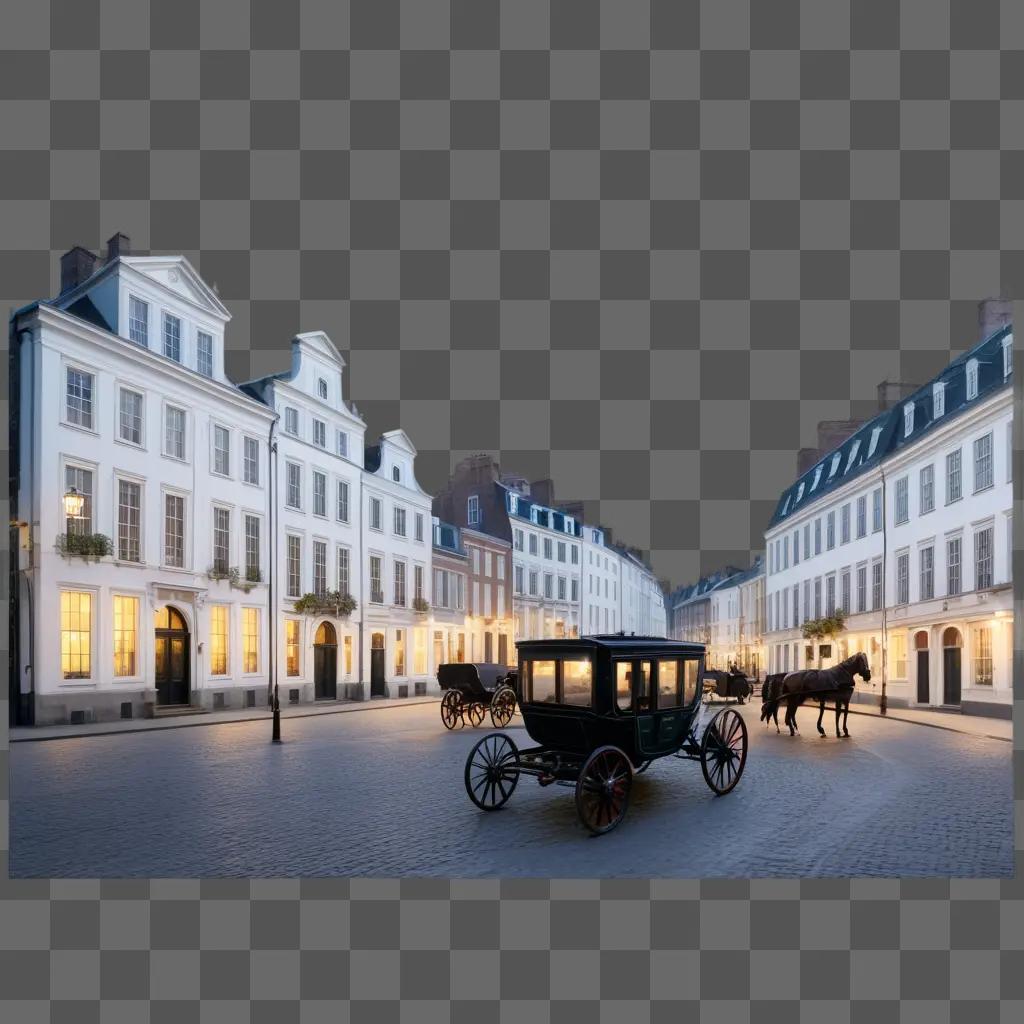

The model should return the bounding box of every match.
[703,668,752,704]
[463,636,748,835]
[437,662,518,730]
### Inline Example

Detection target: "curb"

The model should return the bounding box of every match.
[9,696,443,743]
[842,705,1011,742]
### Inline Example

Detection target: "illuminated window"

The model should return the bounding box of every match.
[973,626,992,685]
[113,595,137,676]
[395,628,406,675]
[286,619,300,676]
[414,628,427,675]
[209,605,229,675]
[65,465,93,535]
[562,658,592,707]
[529,660,557,703]
[343,635,352,675]
[242,607,259,674]
[61,591,92,679]
[657,659,681,708]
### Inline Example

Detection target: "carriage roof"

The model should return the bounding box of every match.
[436,662,510,695]
[515,636,704,656]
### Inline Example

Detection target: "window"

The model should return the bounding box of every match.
[973,626,993,685]
[826,574,836,615]
[571,545,579,564]
[286,619,300,676]
[828,451,841,479]
[529,660,557,703]
[286,463,301,509]
[894,476,909,525]
[392,465,401,483]
[974,525,993,590]
[313,540,327,595]
[119,388,143,445]
[933,382,945,418]
[64,465,94,535]
[528,533,538,555]
[414,563,424,603]
[856,566,866,613]
[840,569,850,613]
[312,419,326,448]
[903,402,914,437]
[369,497,382,531]
[162,313,181,361]
[336,430,348,458]
[467,495,480,525]
[826,511,835,550]
[557,576,566,601]
[244,515,260,581]
[814,519,821,555]
[164,493,185,567]
[544,573,553,599]
[557,541,566,562]
[60,591,92,679]
[338,547,350,595]
[892,633,907,679]
[471,547,480,575]
[415,513,424,542]
[871,561,883,610]
[284,407,298,435]
[872,488,882,531]
[414,627,426,675]
[814,578,821,618]
[528,570,538,595]
[919,464,935,514]
[164,406,186,460]
[213,425,230,476]
[1008,422,1013,483]
[336,480,349,522]
[867,425,883,457]
[845,439,861,472]
[496,556,505,580]
[840,505,850,544]
[896,551,909,605]
[197,331,213,377]
[318,377,328,400]
[370,556,384,603]
[287,536,302,597]
[212,506,230,574]
[394,561,406,606]
[966,358,978,399]
[128,296,148,345]
[543,537,553,560]
[117,480,142,562]
[793,584,799,624]
[1004,336,1013,379]
[66,367,94,429]
[515,565,524,593]
[919,545,934,601]
[113,595,138,676]
[562,659,592,707]
[313,471,327,516]
[344,635,353,675]
[209,605,228,675]
[242,608,259,673]
[514,529,524,551]
[243,437,259,484]
[973,433,993,492]
[947,536,962,596]
[394,506,406,536]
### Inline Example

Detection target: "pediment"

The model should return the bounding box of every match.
[122,256,232,320]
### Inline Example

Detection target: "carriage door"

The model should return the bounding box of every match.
[313,621,338,701]
[633,661,660,753]
[370,631,387,697]
[652,658,688,752]
[915,631,930,705]
[154,606,190,707]
[942,627,962,706]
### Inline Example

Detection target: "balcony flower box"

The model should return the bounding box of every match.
[57,532,112,561]
[412,597,430,614]
[293,591,357,617]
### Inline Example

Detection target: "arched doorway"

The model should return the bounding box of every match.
[914,631,930,704]
[942,627,962,706]
[313,621,337,701]
[154,606,189,706]
[370,631,386,697]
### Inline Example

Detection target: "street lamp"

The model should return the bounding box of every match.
[63,486,85,520]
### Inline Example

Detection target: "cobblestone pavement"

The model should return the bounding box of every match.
[10,701,1013,878]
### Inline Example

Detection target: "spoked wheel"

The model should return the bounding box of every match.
[700,707,748,796]
[465,733,520,811]
[440,691,464,730]
[575,746,632,835]
[466,701,487,728]
[490,685,517,728]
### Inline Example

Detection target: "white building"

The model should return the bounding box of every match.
[764,324,1013,717]
[581,526,620,635]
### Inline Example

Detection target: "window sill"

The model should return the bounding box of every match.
[114,438,147,452]
[61,420,99,437]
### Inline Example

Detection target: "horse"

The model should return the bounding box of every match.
[758,673,787,733]
[780,652,871,738]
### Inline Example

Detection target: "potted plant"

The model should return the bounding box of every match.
[412,596,430,613]
[293,591,357,617]
[56,532,112,561]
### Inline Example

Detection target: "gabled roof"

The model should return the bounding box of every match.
[768,323,1012,529]
[120,255,233,320]
[62,294,111,332]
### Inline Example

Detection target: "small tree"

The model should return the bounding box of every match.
[802,610,847,668]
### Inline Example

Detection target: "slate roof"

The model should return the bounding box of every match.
[500,484,584,538]
[767,323,1013,530]
[363,444,382,473]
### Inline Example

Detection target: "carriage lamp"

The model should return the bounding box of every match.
[63,487,86,519]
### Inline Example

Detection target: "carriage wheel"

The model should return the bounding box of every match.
[490,685,517,728]
[466,701,487,728]
[440,691,464,730]
[700,708,748,796]
[575,746,632,835]
[464,734,520,811]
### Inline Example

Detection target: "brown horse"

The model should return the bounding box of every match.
[780,652,871,738]
[758,673,787,733]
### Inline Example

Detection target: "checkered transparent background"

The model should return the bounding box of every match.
[1,1,1022,1019]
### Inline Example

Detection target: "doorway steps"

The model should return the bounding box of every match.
[153,705,210,719]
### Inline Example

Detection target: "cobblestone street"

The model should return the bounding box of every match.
[10,701,1013,878]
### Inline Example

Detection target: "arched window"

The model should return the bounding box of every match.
[942,627,962,647]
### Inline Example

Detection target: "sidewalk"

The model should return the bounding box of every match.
[9,694,441,743]
[842,701,1012,742]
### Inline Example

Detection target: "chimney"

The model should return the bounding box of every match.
[105,232,130,262]
[978,298,1011,341]
[797,447,820,475]
[876,380,919,411]
[530,478,555,506]
[59,246,97,294]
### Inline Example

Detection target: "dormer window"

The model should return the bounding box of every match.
[318,378,328,400]
[845,439,860,472]
[781,494,790,516]
[128,296,148,346]
[197,332,213,378]
[867,425,883,457]
[796,482,804,502]
[467,495,480,526]
[284,407,298,435]
[933,382,945,419]
[903,402,914,438]
[810,465,823,491]
[966,358,978,400]
[828,452,841,479]
[1003,336,1013,379]
[392,465,401,483]
[163,313,181,362]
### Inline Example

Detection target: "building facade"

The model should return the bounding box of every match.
[461,527,513,665]
[763,324,1013,717]
[431,520,469,670]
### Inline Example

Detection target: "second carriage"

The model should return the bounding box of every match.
[437,662,518,729]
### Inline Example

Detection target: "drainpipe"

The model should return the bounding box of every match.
[268,413,281,742]
[879,466,888,715]
[13,325,36,725]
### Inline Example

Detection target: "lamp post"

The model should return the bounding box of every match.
[63,486,85,520]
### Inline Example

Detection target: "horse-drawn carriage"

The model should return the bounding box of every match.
[759,653,872,737]
[437,662,517,729]
[702,667,752,704]
[462,636,748,835]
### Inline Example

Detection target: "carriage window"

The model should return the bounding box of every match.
[562,659,592,708]
[616,662,633,711]
[528,660,556,703]
[636,661,652,712]
[657,659,682,708]
[683,659,700,704]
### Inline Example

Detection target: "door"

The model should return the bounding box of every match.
[916,651,930,704]
[498,633,508,666]
[652,658,689,752]
[484,631,493,662]
[154,606,190,706]
[942,627,962,705]
[313,621,337,701]
[370,631,386,697]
